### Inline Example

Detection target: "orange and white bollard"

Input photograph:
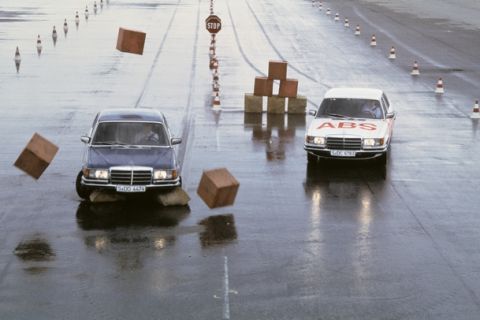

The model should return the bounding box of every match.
[334,13,340,21]
[435,77,445,94]
[388,46,396,60]
[411,61,420,76]
[471,100,480,119]
[326,8,331,16]
[344,18,349,28]
[354,25,361,36]
[370,34,377,47]
[36,35,42,55]
[213,92,221,107]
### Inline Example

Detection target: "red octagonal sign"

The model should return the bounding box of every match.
[206,15,222,34]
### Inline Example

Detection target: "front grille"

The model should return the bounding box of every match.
[110,169,152,185]
[326,137,362,150]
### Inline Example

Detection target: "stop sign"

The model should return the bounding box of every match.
[206,15,222,34]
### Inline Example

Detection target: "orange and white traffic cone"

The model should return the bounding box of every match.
[354,25,361,36]
[334,13,340,21]
[344,18,349,28]
[370,34,377,47]
[411,60,420,76]
[435,77,445,94]
[213,92,221,107]
[213,69,219,81]
[471,100,480,119]
[326,8,331,16]
[318,1,322,10]
[388,46,396,60]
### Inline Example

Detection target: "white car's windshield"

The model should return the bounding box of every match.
[316,98,384,120]
[92,122,169,146]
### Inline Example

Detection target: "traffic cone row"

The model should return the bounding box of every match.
[13,0,108,72]
[316,6,467,102]
[209,0,220,108]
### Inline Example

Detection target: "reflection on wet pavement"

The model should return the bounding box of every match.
[199,214,237,248]
[14,237,55,262]
[244,113,305,161]
[76,200,190,230]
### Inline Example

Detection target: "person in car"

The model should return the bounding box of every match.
[361,100,383,119]
[134,123,160,145]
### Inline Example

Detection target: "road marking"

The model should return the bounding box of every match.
[223,256,230,320]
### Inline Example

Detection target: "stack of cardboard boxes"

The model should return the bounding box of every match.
[245,60,307,114]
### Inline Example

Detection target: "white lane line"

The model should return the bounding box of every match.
[223,255,230,320]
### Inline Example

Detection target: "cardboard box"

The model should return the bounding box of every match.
[267,95,286,114]
[288,95,307,113]
[244,93,263,113]
[279,79,298,98]
[197,168,239,209]
[268,60,288,80]
[116,27,146,55]
[254,77,273,97]
[14,133,59,179]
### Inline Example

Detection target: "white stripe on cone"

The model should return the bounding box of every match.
[411,61,420,76]
[471,100,480,119]
[435,77,444,94]
[354,25,361,36]
[388,46,396,60]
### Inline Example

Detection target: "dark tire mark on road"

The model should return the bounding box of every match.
[134,0,182,108]
[226,0,320,108]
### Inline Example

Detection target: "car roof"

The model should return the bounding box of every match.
[97,108,165,123]
[324,88,384,100]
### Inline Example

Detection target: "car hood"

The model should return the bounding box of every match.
[86,147,176,169]
[307,118,390,138]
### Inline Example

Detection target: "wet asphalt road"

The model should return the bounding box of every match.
[1,0,480,319]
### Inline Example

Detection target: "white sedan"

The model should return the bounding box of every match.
[304,88,396,165]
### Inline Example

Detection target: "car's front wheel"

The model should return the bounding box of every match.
[76,170,92,200]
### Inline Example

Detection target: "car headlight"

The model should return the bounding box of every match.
[363,138,385,148]
[85,168,109,180]
[306,135,325,146]
[153,169,177,181]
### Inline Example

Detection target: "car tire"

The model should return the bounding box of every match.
[307,153,318,164]
[76,170,92,200]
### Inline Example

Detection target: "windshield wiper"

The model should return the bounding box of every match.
[94,141,128,146]
[327,113,347,118]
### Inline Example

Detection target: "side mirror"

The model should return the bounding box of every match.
[308,109,317,116]
[81,135,91,144]
[171,138,182,145]
[386,112,396,119]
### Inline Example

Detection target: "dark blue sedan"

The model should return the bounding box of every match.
[76,108,182,199]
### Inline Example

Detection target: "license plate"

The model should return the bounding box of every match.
[116,185,146,193]
[330,150,356,157]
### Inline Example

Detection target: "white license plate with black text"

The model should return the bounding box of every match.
[116,185,147,193]
[330,150,356,157]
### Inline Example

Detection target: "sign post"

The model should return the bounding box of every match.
[206,15,222,34]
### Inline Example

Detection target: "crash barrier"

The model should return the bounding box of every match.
[245,61,306,114]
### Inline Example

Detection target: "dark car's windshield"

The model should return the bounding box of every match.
[316,98,384,119]
[92,122,169,146]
